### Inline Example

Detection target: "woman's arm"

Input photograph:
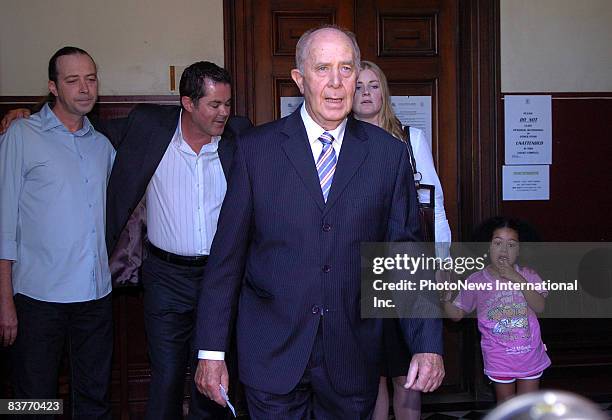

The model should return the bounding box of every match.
[409,128,451,246]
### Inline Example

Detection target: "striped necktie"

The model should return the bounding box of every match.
[316,132,337,202]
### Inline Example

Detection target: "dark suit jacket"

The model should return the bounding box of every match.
[195,108,443,396]
[96,104,252,283]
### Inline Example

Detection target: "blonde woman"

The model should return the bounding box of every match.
[352,60,451,420]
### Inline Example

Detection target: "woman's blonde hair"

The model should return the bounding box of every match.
[359,60,407,141]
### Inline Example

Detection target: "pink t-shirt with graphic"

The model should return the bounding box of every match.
[453,266,551,377]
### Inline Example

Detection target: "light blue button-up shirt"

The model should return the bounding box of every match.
[0,104,115,303]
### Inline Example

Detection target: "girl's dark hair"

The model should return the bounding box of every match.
[472,216,541,243]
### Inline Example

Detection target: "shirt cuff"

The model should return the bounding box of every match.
[198,350,225,360]
[0,238,17,261]
[434,243,451,260]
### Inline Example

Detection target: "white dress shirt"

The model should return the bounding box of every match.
[147,111,226,256]
[300,103,347,161]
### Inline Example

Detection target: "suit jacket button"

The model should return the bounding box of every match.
[322,223,331,232]
[311,305,320,314]
[322,265,331,273]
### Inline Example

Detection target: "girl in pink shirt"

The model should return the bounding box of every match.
[441,217,551,402]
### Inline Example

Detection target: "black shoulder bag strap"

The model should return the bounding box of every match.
[403,125,422,187]
[402,126,436,241]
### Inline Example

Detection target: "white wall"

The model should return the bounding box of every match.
[500,0,612,92]
[3,1,611,95]
[0,0,224,95]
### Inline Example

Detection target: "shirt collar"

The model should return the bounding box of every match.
[173,110,221,154]
[40,103,94,136]
[300,103,346,148]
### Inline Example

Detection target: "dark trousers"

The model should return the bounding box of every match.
[142,253,228,420]
[244,321,378,420]
[11,293,113,420]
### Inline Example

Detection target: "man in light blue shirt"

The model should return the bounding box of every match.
[0,46,115,419]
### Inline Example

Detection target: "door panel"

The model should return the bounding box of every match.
[355,0,459,245]
[250,0,355,124]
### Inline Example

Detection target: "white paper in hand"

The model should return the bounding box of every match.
[219,384,237,418]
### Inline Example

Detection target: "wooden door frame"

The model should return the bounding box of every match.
[222,0,501,238]
[456,0,501,239]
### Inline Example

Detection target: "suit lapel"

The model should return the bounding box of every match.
[323,117,369,213]
[280,112,326,212]
[218,129,236,180]
[108,106,179,254]
[139,108,181,181]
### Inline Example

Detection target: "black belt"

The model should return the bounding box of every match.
[149,244,209,267]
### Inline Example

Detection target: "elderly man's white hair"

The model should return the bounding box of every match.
[294,24,361,74]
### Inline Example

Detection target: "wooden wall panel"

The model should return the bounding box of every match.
[499,94,612,242]
[273,11,334,56]
[0,96,179,121]
[378,13,438,56]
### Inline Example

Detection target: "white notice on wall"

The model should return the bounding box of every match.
[280,97,304,118]
[391,96,433,148]
[502,165,550,201]
[504,95,552,164]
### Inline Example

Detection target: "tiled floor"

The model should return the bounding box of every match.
[421,411,489,419]
[419,401,612,419]
[236,401,612,419]
[233,398,612,418]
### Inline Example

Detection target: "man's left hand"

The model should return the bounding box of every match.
[404,352,445,392]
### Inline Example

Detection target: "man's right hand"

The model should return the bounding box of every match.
[0,296,17,347]
[194,359,229,407]
[0,108,31,134]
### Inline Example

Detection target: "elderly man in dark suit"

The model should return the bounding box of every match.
[194,25,444,418]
